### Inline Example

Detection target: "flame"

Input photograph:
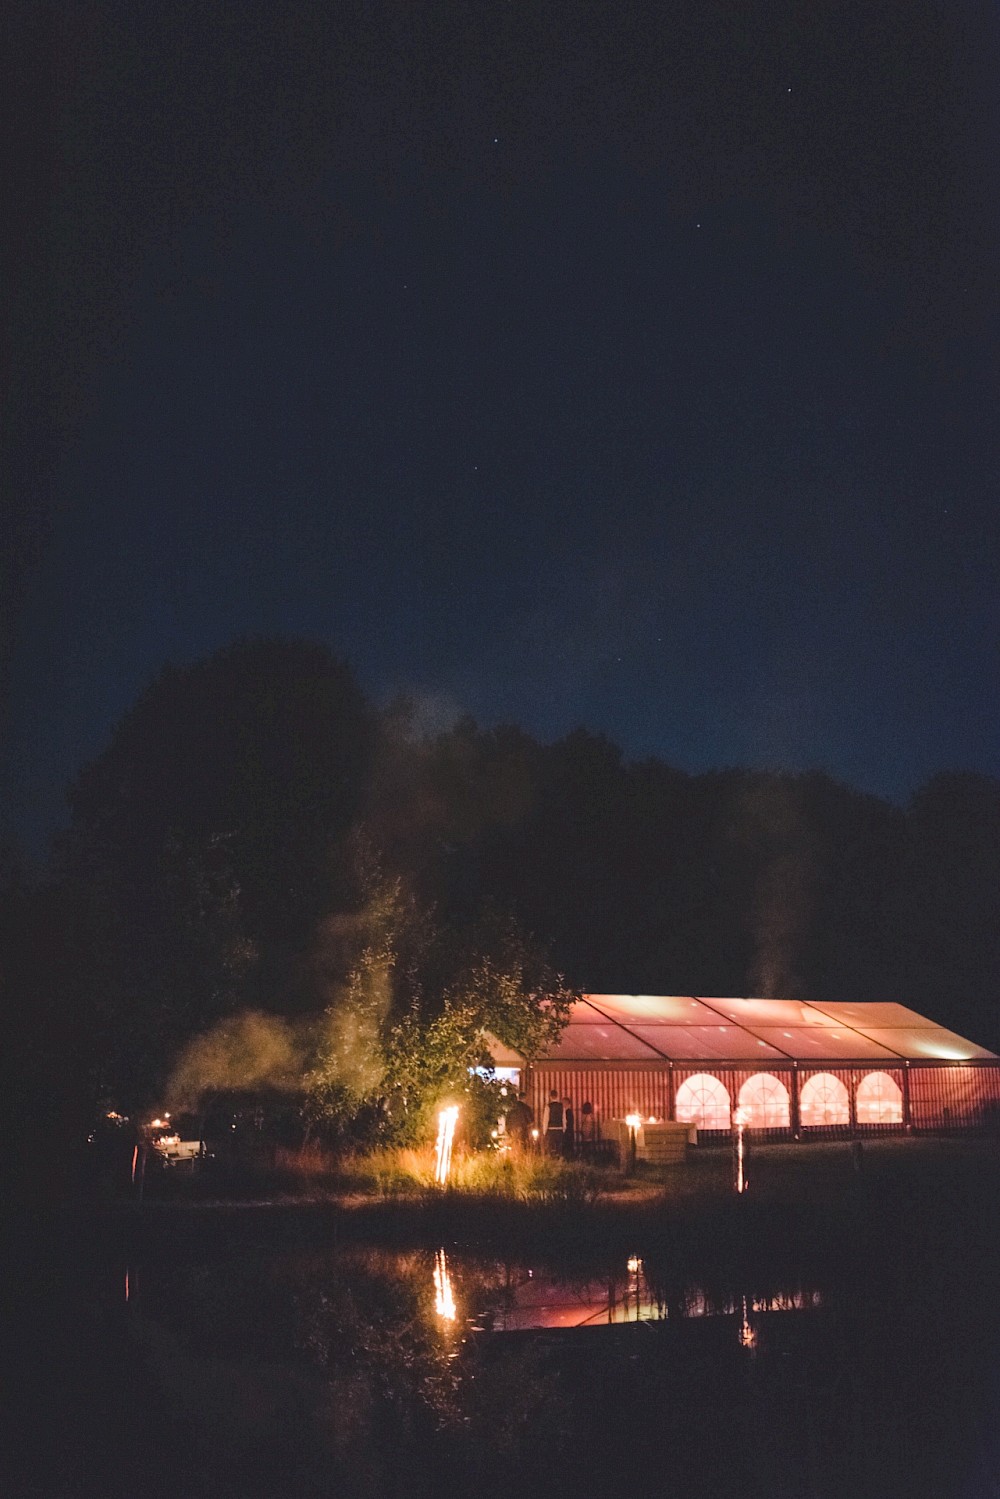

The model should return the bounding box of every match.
[734,1109,748,1194]
[434,1105,459,1186]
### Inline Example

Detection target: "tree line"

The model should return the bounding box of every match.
[6,638,999,1197]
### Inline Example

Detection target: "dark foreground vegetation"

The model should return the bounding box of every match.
[8,1138,1000,1499]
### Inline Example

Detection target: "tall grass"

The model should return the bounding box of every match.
[335,1145,610,1203]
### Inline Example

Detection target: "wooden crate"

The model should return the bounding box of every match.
[605,1118,696,1163]
[640,1121,697,1163]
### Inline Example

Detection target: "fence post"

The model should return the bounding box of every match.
[902,1061,912,1134]
[667,1061,676,1122]
[848,1074,857,1137]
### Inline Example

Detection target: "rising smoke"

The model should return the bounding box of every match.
[165,880,406,1112]
[166,1010,308,1111]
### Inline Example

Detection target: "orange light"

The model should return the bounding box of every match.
[733,1107,749,1194]
[433,1247,456,1321]
[434,1105,459,1186]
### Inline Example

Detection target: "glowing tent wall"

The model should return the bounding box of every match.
[524,1060,1000,1142]
[513,997,1000,1143]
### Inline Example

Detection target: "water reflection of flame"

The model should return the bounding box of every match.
[434,1248,456,1321]
[738,1295,756,1350]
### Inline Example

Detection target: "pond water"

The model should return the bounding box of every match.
[10,1196,1000,1499]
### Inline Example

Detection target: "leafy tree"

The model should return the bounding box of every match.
[303,868,574,1148]
[378,940,575,1147]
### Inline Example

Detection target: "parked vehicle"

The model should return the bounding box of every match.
[145,1116,208,1166]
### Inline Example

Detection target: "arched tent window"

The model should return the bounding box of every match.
[799,1072,850,1127]
[738,1073,791,1129]
[675,1074,732,1131]
[855,1071,903,1125]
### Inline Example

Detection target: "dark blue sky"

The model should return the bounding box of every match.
[6,0,999,858]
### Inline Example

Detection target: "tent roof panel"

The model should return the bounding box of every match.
[744,1027,901,1060]
[585,994,726,1025]
[701,997,838,1027]
[496,998,997,1064]
[809,1002,937,1028]
[562,998,631,1024]
[543,1023,665,1062]
[856,1027,997,1061]
[628,1025,789,1061]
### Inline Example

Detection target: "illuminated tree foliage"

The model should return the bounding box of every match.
[303,872,574,1147]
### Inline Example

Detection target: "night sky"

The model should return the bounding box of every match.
[7,1,1000,858]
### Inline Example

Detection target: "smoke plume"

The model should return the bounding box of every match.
[166,1010,308,1111]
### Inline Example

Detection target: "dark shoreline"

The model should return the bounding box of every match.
[18,1134,1000,1271]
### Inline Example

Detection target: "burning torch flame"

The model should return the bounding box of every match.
[434,1105,459,1186]
[433,1248,456,1321]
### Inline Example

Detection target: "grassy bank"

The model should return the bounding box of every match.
[133,1131,1000,1207]
[51,1134,997,1268]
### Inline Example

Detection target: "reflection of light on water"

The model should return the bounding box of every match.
[685,1288,708,1318]
[738,1295,756,1350]
[434,1248,456,1321]
[435,1106,459,1186]
[625,1255,644,1321]
[491,1272,822,1332]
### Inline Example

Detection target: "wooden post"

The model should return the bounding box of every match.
[848,1074,857,1136]
[902,1061,912,1134]
[667,1061,676,1121]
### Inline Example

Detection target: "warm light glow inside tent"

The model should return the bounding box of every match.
[675,1073,732,1130]
[494,996,999,1141]
[738,1073,791,1129]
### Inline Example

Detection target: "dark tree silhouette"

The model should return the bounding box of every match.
[56,638,374,1106]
